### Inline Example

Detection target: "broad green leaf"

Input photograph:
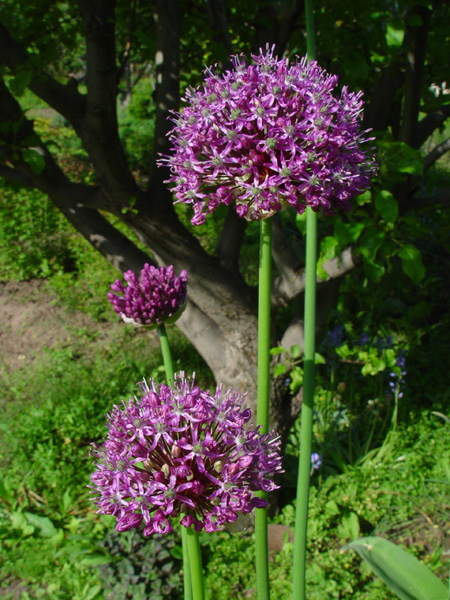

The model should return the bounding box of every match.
[317,236,339,280]
[273,363,287,377]
[386,20,405,48]
[25,512,58,538]
[356,190,372,206]
[290,344,301,358]
[398,244,425,284]
[345,536,448,600]
[359,229,385,260]
[363,257,385,283]
[270,346,288,355]
[289,368,303,392]
[337,511,360,541]
[377,139,424,176]
[334,219,365,245]
[22,149,46,174]
[375,190,399,223]
[170,545,184,560]
[80,554,113,567]
[295,211,307,235]
[84,585,102,600]
[315,352,326,364]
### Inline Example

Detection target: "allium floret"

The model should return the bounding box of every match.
[159,45,377,224]
[108,264,187,327]
[89,373,283,535]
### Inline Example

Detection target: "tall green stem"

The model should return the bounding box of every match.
[157,324,193,600]
[292,3,317,597]
[292,208,317,600]
[186,526,205,600]
[255,217,273,600]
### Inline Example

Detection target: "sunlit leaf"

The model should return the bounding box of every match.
[346,536,448,600]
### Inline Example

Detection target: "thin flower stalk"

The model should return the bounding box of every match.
[255,217,273,600]
[157,323,192,600]
[292,2,319,599]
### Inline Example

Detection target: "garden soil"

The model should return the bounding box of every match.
[0,280,112,371]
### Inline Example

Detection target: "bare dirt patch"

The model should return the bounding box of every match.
[0,280,108,371]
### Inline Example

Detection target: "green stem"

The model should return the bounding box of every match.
[292,3,317,598]
[292,206,318,600]
[157,324,192,600]
[255,217,273,600]
[186,526,205,600]
[157,323,175,382]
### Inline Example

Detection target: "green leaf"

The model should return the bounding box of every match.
[317,236,339,280]
[25,512,58,538]
[290,344,301,358]
[22,149,46,174]
[359,229,385,260]
[11,511,28,530]
[337,511,360,541]
[80,554,113,567]
[270,346,288,355]
[377,139,424,177]
[363,257,385,283]
[386,20,405,48]
[170,545,184,560]
[314,352,326,365]
[398,244,425,284]
[295,211,307,235]
[345,536,448,600]
[334,219,365,245]
[273,363,287,377]
[375,190,399,223]
[289,368,303,392]
[9,70,32,97]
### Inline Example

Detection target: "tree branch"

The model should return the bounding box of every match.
[206,0,233,56]
[411,188,450,209]
[145,0,181,220]
[272,215,303,306]
[76,0,139,203]
[215,208,247,269]
[55,196,153,274]
[117,0,138,83]
[399,5,431,146]
[414,105,450,148]
[0,22,86,127]
[363,66,403,132]
[0,76,111,213]
[272,233,360,308]
[424,136,450,171]
[0,164,34,187]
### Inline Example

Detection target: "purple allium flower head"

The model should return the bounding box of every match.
[108,264,187,328]
[89,373,283,535]
[159,45,377,225]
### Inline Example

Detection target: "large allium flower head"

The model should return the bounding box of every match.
[159,45,377,224]
[108,264,187,328]
[89,373,283,535]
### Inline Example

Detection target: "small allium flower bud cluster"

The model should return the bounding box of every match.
[90,374,283,535]
[108,264,187,327]
[160,46,377,224]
